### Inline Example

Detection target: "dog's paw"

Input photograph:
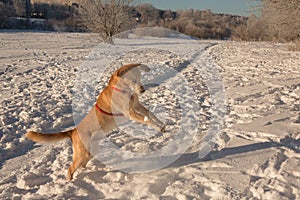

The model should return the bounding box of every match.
[144,116,149,122]
[67,175,73,181]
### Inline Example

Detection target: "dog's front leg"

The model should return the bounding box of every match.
[129,104,166,132]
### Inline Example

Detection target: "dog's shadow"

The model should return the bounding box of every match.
[167,137,299,168]
[74,137,299,183]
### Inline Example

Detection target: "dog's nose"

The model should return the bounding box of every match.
[140,86,145,93]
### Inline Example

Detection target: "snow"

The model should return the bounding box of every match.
[0,31,299,199]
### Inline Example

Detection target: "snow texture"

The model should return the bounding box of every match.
[0,31,299,199]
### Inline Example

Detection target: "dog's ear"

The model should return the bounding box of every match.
[117,64,150,77]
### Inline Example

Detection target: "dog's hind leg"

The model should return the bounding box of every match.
[67,139,90,180]
[67,150,90,180]
[82,153,93,168]
[68,161,79,180]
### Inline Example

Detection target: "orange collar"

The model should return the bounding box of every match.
[95,86,134,117]
[111,86,126,93]
[95,103,124,117]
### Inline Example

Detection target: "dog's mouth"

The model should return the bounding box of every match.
[139,86,146,93]
[134,85,145,94]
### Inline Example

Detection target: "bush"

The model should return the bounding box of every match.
[232,14,269,41]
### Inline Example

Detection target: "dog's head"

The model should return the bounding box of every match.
[108,64,150,94]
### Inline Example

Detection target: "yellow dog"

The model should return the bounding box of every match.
[27,64,166,180]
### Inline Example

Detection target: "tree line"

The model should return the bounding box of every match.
[1,0,299,48]
[0,0,247,40]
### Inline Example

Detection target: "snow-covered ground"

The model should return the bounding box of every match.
[0,31,299,199]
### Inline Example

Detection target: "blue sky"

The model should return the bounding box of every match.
[139,0,257,16]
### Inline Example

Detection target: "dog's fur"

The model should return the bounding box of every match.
[26,64,165,180]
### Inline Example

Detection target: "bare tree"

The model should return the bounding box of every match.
[233,0,299,42]
[232,14,269,41]
[78,0,135,43]
[259,0,300,41]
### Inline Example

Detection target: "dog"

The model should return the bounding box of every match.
[26,63,166,180]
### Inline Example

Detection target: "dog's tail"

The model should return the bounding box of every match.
[26,129,74,143]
